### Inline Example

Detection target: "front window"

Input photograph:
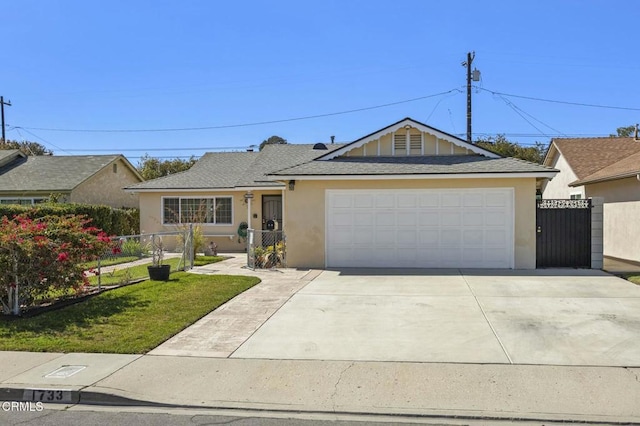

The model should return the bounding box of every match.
[0,198,47,205]
[163,197,233,225]
[569,193,582,200]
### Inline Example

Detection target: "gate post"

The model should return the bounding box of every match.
[590,197,604,269]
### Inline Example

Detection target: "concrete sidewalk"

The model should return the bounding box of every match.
[1,351,639,423]
[2,255,640,423]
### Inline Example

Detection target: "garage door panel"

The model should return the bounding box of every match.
[375,211,395,226]
[418,229,439,246]
[463,211,484,226]
[485,211,508,226]
[327,189,513,268]
[354,194,374,208]
[397,229,417,245]
[440,229,462,246]
[419,194,439,207]
[397,211,417,225]
[441,194,462,207]
[441,211,462,226]
[418,211,439,225]
[375,229,396,245]
[354,211,374,226]
[332,212,353,227]
[375,194,394,208]
[463,229,484,246]
[463,193,484,207]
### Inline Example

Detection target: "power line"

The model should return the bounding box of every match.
[478,87,640,111]
[14,89,462,133]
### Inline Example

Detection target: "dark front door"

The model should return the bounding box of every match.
[536,199,592,268]
[262,195,282,231]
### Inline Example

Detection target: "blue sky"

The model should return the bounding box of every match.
[2,1,639,164]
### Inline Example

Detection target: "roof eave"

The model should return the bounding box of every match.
[269,171,559,180]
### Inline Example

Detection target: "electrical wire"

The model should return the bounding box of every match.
[14,89,462,133]
[478,87,640,111]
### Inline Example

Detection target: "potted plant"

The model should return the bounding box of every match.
[147,236,170,281]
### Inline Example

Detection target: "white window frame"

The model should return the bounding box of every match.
[569,192,582,200]
[0,197,47,205]
[161,196,234,225]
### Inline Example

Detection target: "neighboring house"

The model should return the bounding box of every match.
[128,118,556,269]
[542,136,640,263]
[0,150,143,208]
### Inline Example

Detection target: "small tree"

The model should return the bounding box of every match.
[0,214,117,315]
[475,135,546,164]
[259,136,287,151]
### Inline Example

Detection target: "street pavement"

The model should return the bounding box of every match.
[1,254,640,424]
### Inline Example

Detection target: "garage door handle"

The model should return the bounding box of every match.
[537,226,542,233]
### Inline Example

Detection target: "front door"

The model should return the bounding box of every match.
[262,195,282,230]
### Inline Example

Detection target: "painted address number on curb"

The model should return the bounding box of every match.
[23,389,72,403]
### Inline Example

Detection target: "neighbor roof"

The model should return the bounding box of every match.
[126,143,346,191]
[0,149,26,168]
[269,155,556,176]
[0,154,139,192]
[546,137,640,185]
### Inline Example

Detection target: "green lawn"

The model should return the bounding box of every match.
[80,256,141,270]
[623,274,640,285]
[0,273,260,353]
[88,255,226,286]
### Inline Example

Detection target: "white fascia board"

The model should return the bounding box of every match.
[125,185,284,193]
[319,118,500,160]
[272,172,559,181]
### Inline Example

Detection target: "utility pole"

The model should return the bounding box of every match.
[462,52,480,144]
[1,96,11,142]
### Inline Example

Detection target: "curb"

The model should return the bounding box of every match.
[3,386,640,425]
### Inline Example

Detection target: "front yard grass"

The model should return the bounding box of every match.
[87,255,226,286]
[622,274,640,285]
[0,272,260,353]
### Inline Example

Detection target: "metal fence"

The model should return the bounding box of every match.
[95,228,194,288]
[246,229,286,270]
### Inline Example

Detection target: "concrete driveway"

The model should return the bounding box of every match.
[231,269,640,366]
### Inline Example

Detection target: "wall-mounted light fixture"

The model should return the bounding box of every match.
[289,180,296,191]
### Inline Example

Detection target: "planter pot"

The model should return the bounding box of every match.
[147,265,171,281]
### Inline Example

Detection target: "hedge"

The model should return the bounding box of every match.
[0,204,140,236]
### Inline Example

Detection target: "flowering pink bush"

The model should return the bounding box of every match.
[0,214,117,315]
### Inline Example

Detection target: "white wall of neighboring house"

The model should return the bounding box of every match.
[542,153,584,199]
[603,201,640,263]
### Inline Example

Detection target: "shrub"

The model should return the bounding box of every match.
[0,214,118,315]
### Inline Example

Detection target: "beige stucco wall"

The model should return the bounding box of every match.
[603,201,640,262]
[138,189,284,251]
[585,176,640,203]
[542,153,584,199]
[284,178,537,269]
[70,159,141,208]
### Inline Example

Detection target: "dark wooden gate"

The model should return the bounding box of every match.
[536,199,592,268]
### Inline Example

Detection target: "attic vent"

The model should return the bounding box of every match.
[394,134,406,155]
[313,143,328,150]
[410,134,422,152]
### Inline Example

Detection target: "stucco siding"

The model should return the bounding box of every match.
[603,201,640,263]
[138,189,283,251]
[284,178,537,269]
[542,153,584,199]
[585,177,640,203]
[71,159,141,208]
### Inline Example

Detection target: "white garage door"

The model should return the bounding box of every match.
[326,188,514,268]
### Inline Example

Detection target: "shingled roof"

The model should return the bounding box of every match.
[0,154,138,192]
[127,143,346,190]
[545,137,640,186]
[269,155,555,176]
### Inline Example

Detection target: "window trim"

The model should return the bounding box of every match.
[569,192,583,200]
[0,197,47,205]
[161,196,234,225]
